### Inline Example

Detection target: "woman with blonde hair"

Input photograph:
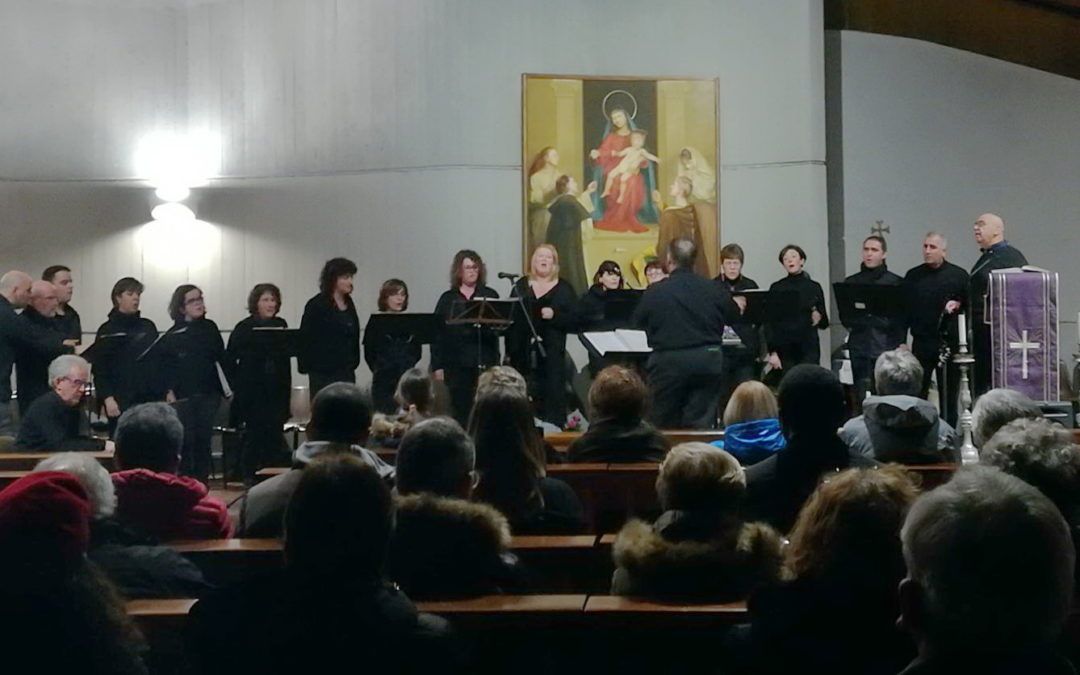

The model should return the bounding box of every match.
[612,442,783,600]
[507,244,578,428]
[728,466,919,675]
[711,381,785,466]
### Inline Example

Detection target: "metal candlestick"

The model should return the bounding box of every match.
[954,313,978,464]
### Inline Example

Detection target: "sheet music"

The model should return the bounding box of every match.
[582,329,651,355]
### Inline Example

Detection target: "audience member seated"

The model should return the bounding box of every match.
[726,466,919,675]
[971,387,1042,448]
[898,466,1074,674]
[711,380,786,466]
[839,349,957,464]
[469,382,584,534]
[980,417,1080,583]
[369,368,436,449]
[611,442,782,600]
[234,382,393,537]
[567,365,669,463]
[35,452,210,599]
[186,454,463,674]
[477,365,564,448]
[743,364,877,533]
[0,472,148,674]
[13,354,107,452]
[389,416,525,598]
[111,403,232,540]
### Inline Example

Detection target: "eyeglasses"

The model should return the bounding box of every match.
[60,377,90,388]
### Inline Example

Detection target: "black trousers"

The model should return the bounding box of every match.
[525,348,568,428]
[445,366,480,426]
[308,370,356,400]
[646,346,725,429]
[719,346,757,420]
[371,367,407,415]
[913,339,960,428]
[176,393,221,484]
[850,353,876,409]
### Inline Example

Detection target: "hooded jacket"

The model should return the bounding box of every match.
[840,395,957,464]
[611,509,783,601]
[111,468,232,540]
[389,493,525,599]
[233,440,395,537]
[713,418,786,466]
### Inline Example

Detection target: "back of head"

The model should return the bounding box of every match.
[396,417,475,498]
[901,465,1074,652]
[786,465,918,586]
[476,365,527,398]
[980,417,1080,507]
[723,380,778,427]
[667,237,697,270]
[114,403,183,473]
[0,472,91,576]
[284,454,392,581]
[874,349,923,397]
[777,365,845,438]
[468,384,545,518]
[588,365,648,423]
[395,368,435,417]
[34,452,116,519]
[308,383,372,445]
[657,443,745,513]
[971,388,1042,447]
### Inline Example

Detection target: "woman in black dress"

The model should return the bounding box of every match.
[431,250,500,425]
[299,258,360,398]
[226,283,291,482]
[363,279,421,414]
[765,244,829,375]
[508,244,578,428]
[160,284,225,483]
[93,277,165,437]
[577,259,627,376]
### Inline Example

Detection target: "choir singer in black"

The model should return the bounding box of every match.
[299,257,360,398]
[431,249,500,424]
[577,260,627,376]
[633,238,740,429]
[363,279,421,414]
[903,232,968,426]
[509,244,578,428]
[715,243,760,413]
[764,245,829,375]
[226,283,292,481]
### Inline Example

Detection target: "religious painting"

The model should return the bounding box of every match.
[522,74,720,291]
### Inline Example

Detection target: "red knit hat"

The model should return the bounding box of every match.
[0,471,91,564]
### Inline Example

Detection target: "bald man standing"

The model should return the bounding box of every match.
[0,271,73,435]
[15,281,67,415]
[969,213,1027,395]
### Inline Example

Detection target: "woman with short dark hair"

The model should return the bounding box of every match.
[225,283,291,482]
[431,250,500,424]
[300,257,360,398]
[93,277,165,436]
[577,260,630,375]
[159,284,225,483]
[363,278,421,414]
[764,244,829,375]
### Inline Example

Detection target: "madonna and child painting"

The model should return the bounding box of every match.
[523,75,719,290]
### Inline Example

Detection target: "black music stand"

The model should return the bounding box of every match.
[602,289,644,324]
[447,298,515,371]
[740,289,800,326]
[832,282,908,327]
[249,326,303,357]
[363,313,437,346]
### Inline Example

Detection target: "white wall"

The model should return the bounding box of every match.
[837,31,1080,347]
[1,0,828,379]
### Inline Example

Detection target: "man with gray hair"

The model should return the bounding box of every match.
[13,354,106,452]
[839,348,957,464]
[970,387,1043,448]
[898,465,1074,673]
[903,232,969,427]
[0,270,73,435]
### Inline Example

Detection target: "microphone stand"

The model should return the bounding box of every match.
[506,275,547,363]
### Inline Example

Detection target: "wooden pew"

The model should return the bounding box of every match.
[0,449,114,472]
[583,595,747,630]
[0,471,28,489]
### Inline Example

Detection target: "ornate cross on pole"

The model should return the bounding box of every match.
[1008,329,1041,379]
[871,220,890,237]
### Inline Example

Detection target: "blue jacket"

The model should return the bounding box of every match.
[713,418,786,466]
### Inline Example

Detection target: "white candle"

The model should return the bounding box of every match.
[958,312,967,349]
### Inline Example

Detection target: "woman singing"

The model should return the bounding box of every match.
[226,283,291,481]
[299,257,360,398]
[431,250,500,424]
[363,279,421,414]
[765,245,829,374]
[577,260,627,376]
[161,284,225,483]
[508,244,578,428]
[93,277,165,436]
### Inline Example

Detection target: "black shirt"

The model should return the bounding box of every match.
[633,268,739,351]
[0,295,70,402]
[14,390,104,452]
[507,278,578,367]
[430,286,501,371]
[15,305,67,413]
[764,272,829,351]
[716,274,760,354]
[298,293,361,375]
[904,261,969,344]
[842,264,906,359]
[160,317,226,398]
[92,310,164,407]
[53,304,82,343]
[225,315,291,422]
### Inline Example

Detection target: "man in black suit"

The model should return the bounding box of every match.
[968,213,1027,395]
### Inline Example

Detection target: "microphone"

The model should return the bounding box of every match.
[497,272,521,280]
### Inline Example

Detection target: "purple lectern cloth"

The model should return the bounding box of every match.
[989,268,1059,401]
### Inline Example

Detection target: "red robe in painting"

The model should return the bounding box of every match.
[593,131,650,233]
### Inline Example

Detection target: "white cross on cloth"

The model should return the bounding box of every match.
[1008,329,1041,380]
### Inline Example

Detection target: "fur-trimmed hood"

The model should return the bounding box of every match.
[388,493,523,599]
[612,510,783,601]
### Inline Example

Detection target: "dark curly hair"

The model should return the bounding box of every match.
[318,258,357,296]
